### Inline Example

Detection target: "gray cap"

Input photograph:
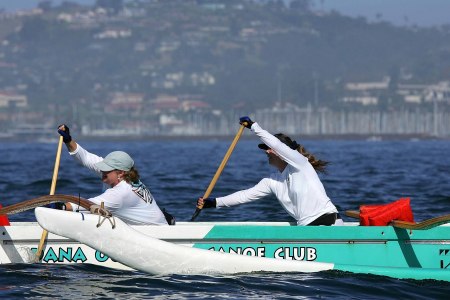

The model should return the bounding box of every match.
[95,151,134,172]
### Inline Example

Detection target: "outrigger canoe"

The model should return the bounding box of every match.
[1,197,450,281]
[32,207,450,281]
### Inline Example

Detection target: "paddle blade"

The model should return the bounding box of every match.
[190,208,202,221]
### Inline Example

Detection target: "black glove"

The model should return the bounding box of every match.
[200,197,216,209]
[239,116,254,129]
[57,124,72,143]
[46,202,66,210]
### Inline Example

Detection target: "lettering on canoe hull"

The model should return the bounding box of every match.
[31,247,110,263]
[210,246,317,261]
[274,247,317,261]
[30,246,317,263]
[27,246,448,268]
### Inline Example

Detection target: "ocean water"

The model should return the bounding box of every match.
[1,137,450,299]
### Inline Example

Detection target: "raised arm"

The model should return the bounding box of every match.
[251,122,309,170]
[57,124,103,174]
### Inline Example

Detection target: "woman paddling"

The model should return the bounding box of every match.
[197,116,342,226]
[55,124,169,225]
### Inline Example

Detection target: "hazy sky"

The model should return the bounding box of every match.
[317,0,450,27]
[0,0,449,27]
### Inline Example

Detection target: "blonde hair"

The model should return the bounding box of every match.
[123,166,140,183]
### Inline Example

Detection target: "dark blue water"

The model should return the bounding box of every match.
[1,138,450,298]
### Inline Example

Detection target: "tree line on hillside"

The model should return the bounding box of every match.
[0,0,449,116]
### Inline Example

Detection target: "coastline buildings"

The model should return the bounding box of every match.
[75,78,450,138]
[1,79,450,140]
[1,75,450,139]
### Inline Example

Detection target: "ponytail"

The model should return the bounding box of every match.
[123,166,140,184]
[274,133,329,173]
[296,145,329,173]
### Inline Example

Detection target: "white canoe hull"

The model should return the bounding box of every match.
[34,207,334,275]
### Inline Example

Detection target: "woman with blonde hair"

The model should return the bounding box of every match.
[56,124,169,225]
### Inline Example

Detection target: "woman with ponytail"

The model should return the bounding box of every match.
[197,117,342,226]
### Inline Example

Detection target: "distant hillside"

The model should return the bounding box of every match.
[0,0,450,112]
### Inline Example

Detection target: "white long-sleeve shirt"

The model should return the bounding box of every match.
[217,122,338,225]
[69,144,168,225]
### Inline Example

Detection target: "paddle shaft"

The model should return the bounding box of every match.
[35,136,63,262]
[190,125,246,221]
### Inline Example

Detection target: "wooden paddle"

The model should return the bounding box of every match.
[190,125,246,221]
[35,136,63,262]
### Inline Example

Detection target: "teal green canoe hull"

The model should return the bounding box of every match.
[193,224,450,280]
